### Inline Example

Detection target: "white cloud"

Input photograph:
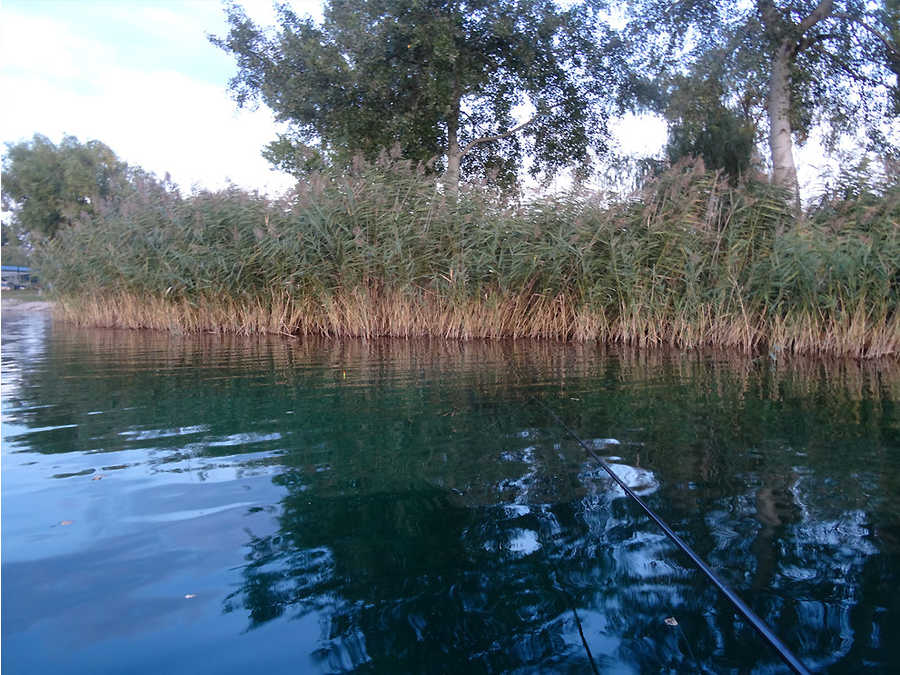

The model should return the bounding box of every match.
[2,11,112,82]
[1,3,302,195]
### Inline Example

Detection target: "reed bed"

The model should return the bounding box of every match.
[38,159,899,358]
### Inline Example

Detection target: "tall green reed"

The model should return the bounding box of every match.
[36,158,898,358]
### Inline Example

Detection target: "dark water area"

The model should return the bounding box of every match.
[2,311,899,674]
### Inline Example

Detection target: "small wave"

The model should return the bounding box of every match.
[208,432,283,447]
[123,501,257,524]
[580,462,659,497]
[119,425,210,440]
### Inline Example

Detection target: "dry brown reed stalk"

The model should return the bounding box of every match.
[55,285,897,361]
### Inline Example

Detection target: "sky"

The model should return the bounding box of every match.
[1,0,673,196]
[1,0,324,194]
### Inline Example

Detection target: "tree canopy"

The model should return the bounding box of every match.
[628,0,900,203]
[213,0,632,186]
[2,134,129,239]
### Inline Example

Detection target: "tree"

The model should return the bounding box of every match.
[2,134,129,239]
[662,56,758,179]
[628,0,900,206]
[212,0,629,187]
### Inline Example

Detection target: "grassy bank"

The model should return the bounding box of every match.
[36,160,899,358]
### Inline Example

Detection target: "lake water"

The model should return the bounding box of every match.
[2,310,899,674]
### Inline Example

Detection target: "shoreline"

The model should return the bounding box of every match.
[1,295,55,313]
[3,291,894,362]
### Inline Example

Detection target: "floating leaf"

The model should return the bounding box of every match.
[59,520,73,526]
[92,475,104,481]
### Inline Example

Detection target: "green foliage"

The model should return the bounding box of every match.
[1,245,30,267]
[666,107,756,179]
[2,134,130,239]
[662,61,758,179]
[886,0,900,113]
[1,223,12,247]
[36,159,900,357]
[212,0,624,184]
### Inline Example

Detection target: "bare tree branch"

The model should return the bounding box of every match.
[459,118,536,158]
[809,43,894,89]
[832,12,900,58]
[797,0,834,37]
[797,32,840,51]
[758,0,833,51]
[459,104,563,158]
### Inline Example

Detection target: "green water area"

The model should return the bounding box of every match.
[2,311,898,673]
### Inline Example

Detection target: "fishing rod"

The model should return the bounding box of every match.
[534,518,601,675]
[531,396,812,675]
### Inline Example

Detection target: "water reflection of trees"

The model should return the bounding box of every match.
[224,445,681,672]
[225,428,899,672]
[223,443,899,672]
[6,324,900,670]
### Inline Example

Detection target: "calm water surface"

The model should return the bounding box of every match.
[2,311,899,673]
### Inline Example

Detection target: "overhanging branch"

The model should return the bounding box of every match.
[832,12,900,58]
[458,104,562,159]
[810,43,894,89]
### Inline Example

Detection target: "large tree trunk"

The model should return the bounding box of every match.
[767,40,800,210]
[445,125,461,191]
[758,0,834,212]
[444,84,462,192]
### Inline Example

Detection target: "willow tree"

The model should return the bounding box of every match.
[213,0,628,187]
[628,0,900,205]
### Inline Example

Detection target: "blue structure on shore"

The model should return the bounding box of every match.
[1,265,37,288]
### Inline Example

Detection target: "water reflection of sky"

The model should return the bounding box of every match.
[2,312,899,673]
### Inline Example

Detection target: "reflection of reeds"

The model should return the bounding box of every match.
[52,326,900,404]
[40,159,899,358]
